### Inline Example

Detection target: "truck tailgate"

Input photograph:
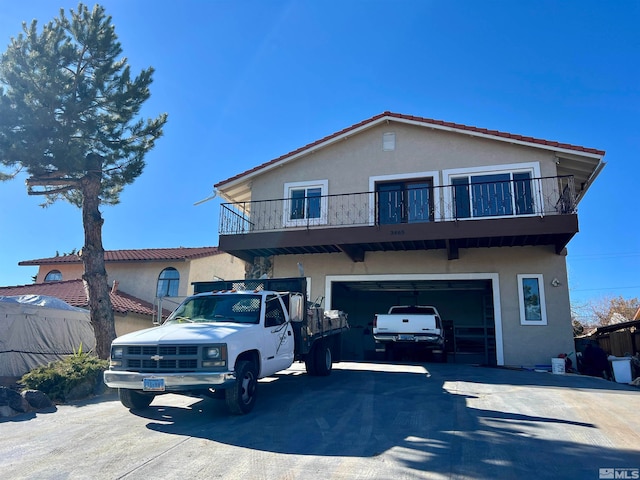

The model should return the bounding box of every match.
[374,314,440,335]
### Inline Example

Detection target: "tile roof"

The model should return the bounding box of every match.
[19,246,221,266]
[215,111,606,188]
[0,280,158,317]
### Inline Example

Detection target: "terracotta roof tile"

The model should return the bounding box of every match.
[215,111,606,188]
[19,246,221,266]
[0,280,159,317]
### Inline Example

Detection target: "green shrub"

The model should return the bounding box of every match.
[20,351,109,403]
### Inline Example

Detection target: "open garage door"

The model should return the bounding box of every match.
[328,276,499,365]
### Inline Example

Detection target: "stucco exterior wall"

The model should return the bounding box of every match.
[114,313,154,336]
[272,246,573,368]
[36,264,83,283]
[249,123,559,201]
[188,255,246,289]
[105,262,191,303]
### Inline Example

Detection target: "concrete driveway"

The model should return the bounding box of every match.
[1,362,639,480]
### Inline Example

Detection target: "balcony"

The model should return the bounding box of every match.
[218,176,578,262]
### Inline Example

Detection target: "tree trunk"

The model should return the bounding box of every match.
[81,158,116,359]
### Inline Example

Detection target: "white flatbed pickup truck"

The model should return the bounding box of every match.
[373,305,445,361]
[104,277,348,415]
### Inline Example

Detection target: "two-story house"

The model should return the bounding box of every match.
[213,112,605,367]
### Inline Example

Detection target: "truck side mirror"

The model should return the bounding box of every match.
[289,293,304,322]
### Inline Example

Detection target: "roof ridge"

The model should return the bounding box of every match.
[19,246,221,265]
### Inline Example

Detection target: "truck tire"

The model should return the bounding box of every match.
[313,341,332,377]
[225,360,258,415]
[432,348,446,363]
[118,389,154,410]
[304,351,317,376]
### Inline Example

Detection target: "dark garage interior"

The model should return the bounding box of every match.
[330,279,497,365]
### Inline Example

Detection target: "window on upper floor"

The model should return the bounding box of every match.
[157,267,180,297]
[376,178,434,224]
[44,270,62,282]
[445,164,539,220]
[283,180,328,227]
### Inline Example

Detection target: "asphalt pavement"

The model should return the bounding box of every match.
[1,362,639,480]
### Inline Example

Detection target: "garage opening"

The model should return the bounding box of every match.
[329,277,498,365]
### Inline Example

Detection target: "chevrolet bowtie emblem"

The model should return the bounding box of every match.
[150,355,163,361]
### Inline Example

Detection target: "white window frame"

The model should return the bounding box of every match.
[517,274,548,325]
[443,162,542,220]
[368,171,441,225]
[283,180,328,227]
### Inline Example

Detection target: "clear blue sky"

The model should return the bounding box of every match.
[0,1,638,317]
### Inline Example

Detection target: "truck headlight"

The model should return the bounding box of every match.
[203,344,227,368]
[206,347,221,359]
[110,346,124,367]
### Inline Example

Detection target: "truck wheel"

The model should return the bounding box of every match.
[314,341,332,377]
[118,389,154,410]
[225,360,258,415]
[305,349,317,376]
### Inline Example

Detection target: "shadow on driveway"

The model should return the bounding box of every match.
[131,362,639,479]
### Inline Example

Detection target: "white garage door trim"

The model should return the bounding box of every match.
[325,273,504,366]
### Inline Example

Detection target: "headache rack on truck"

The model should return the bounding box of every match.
[192,277,348,357]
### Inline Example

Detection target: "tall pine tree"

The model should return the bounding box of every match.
[0,3,168,358]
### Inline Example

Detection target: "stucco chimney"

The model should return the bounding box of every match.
[111,280,119,294]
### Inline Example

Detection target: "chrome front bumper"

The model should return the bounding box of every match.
[104,370,236,391]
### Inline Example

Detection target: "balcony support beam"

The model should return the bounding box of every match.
[337,244,365,263]
[446,239,459,260]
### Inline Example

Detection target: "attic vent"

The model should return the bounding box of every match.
[383,132,396,151]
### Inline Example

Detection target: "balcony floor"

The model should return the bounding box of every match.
[218,214,578,263]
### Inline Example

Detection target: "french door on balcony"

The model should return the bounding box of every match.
[377,179,434,225]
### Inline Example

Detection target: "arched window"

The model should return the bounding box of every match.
[157,268,179,297]
[44,270,62,282]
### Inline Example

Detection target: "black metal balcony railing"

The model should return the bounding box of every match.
[219,176,575,236]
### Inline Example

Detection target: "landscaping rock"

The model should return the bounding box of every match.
[22,389,54,410]
[0,386,30,417]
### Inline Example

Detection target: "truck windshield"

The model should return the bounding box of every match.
[165,294,261,324]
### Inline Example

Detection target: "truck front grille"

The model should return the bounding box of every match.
[122,345,200,372]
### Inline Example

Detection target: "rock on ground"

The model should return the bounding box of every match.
[0,386,53,418]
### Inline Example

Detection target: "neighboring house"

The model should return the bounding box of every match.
[0,280,155,336]
[213,111,606,367]
[11,247,246,334]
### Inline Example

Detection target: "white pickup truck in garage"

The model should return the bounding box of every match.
[373,305,446,361]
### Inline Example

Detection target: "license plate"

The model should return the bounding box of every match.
[398,334,414,341]
[143,377,165,392]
